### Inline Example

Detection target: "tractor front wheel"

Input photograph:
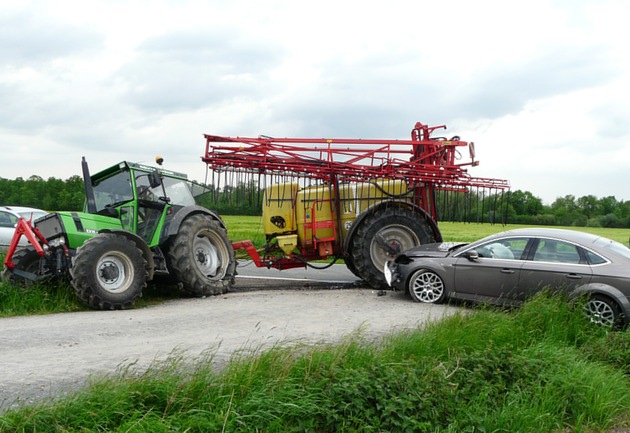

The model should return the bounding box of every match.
[351,207,434,289]
[1,247,42,286]
[70,234,147,310]
[167,214,236,296]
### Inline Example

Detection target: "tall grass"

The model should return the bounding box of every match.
[0,278,82,317]
[1,294,629,432]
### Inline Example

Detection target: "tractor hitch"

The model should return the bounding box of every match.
[3,218,48,270]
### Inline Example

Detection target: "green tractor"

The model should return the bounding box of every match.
[2,157,236,310]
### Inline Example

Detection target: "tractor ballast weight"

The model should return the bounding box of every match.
[202,121,509,289]
[3,158,237,310]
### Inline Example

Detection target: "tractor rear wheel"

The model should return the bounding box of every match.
[166,214,236,296]
[1,247,42,286]
[70,234,147,310]
[351,207,434,289]
[344,256,362,279]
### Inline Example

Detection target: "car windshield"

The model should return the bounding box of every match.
[594,237,630,261]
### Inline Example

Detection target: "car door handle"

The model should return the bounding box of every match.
[500,269,515,274]
[566,274,583,280]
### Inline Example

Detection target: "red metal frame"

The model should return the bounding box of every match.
[202,121,508,191]
[3,218,48,269]
[205,121,509,270]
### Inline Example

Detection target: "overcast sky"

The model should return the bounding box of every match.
[1,0,629,205]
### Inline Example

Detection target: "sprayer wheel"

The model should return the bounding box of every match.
[351,207,434,289]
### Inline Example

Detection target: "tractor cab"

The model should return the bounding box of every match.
[85,161,195,245]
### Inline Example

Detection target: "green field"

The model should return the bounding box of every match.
[222,215,630,246]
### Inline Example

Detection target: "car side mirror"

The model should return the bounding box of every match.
[463,249,479,260]
[149,170,162,188]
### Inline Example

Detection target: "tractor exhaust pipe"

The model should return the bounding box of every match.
[82,156,97,214]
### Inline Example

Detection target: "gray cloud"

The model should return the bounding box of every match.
[456,44,618,118]
[115,28,286,112]
[0,10,103,65]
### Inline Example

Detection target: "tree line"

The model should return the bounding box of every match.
[0,176,85,211]
[2,175,630,228]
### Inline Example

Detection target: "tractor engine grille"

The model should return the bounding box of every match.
[35,213,66,243]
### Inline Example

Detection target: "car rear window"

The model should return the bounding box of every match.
[594,238,630,261]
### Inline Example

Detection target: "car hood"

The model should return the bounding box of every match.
[397,242,468,259]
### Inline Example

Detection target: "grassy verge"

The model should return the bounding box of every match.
[0,252,182,317]
[1,294,628,432]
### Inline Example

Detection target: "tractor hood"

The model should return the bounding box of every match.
[36,211,124,249]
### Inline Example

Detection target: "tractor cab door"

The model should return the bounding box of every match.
[134,173,167,244]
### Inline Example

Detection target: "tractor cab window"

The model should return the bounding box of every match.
[133,174,195,207]
[163,178,195,207]
[92,171,134,212]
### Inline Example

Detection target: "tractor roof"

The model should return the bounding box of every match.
[91,161,189,182]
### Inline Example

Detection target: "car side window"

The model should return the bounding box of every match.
[584,250,606,265]
[533,239,581,264]
[476,238,528,260]
[0,211,17,228]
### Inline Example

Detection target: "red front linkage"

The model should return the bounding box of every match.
[3,218,48,269]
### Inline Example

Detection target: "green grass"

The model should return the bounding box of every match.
[0,255,183,317]
[438,221,630,244]
[1,294,628,432]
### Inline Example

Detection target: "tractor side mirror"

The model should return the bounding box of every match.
[149,170,162,188]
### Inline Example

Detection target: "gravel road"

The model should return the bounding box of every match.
[0,269,461,413]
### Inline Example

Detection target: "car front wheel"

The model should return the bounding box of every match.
[408,269,447,304]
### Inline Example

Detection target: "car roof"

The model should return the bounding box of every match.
[0,206,46,215]
[489,227,603,245]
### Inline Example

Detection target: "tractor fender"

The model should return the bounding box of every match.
[99,229,156,281]
[343,200,442,254]
[164,205,227,238]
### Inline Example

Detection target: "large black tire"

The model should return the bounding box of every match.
[344,256,362,279]
[70,234,147,310]
[166,214,236,296]
[351,207,434,289]
[1,247,41,286]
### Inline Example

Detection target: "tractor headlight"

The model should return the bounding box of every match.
[49,237,66,248]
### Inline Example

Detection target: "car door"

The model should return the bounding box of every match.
[0,210,19,248]
[519,238,592,296]
[452,237,530,304]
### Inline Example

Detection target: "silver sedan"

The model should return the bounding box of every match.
[385,228,630,328]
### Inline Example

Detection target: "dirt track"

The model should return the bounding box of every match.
[0,280,461,412]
